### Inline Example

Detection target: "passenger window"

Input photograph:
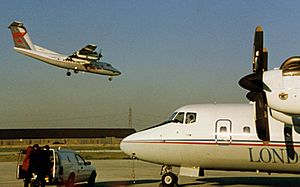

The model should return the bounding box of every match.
[243,126,250,134]
[220,126,227,133]
[185,113,196,124]
[174,112,184,123]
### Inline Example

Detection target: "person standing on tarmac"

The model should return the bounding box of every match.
[22,146,33,187]
[30,144,46,187]
[42,145,52,181]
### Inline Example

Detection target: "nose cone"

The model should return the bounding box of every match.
[110,66,121,76]
[114,69,121,76]
[120,128,165,164]
[120,134,135,156]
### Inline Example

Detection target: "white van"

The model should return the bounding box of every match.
[16,147,97,187]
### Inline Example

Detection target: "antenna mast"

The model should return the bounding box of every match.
[128,107,133,128]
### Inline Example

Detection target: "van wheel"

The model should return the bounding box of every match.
[87,171,96,187]
[65,174,74,187]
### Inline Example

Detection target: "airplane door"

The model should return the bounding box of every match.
[215,119,232,144]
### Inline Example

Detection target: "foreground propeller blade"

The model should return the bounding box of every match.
[255,92,270,141]
[284,124,295,160]
[97,49,103,60]
[239,73,263,93]
[262,48,268,72]
[239,25,270,142]
[253,26,264,73]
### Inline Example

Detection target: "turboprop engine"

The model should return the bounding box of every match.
[239,26,300,141]
[264,57,300,125]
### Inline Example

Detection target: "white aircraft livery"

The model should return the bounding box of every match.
[8,21,121,80]
[121,26,300,187]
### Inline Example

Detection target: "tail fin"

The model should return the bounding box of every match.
[8,21,35,50]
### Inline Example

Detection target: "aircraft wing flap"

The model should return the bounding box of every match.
[80,44,97,54]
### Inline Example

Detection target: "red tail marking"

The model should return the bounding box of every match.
[12,32,27,43]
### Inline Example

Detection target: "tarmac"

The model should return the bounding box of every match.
[1,159,300,187]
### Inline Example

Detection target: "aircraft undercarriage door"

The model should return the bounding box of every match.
[215,119,232,144]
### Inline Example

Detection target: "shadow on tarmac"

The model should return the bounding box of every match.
[70,177,300,187]
[73,179,160,187]
[179,177,300,186]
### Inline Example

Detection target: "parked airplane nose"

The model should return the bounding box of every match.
[120,136,134,156]
[120,129,166,164]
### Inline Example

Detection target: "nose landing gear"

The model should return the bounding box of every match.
[159,165,178,187]
[74,67,79,74]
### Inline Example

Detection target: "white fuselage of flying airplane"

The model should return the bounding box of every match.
[121,104,300,174]
[8,21,121,80]
[14,47,121,77]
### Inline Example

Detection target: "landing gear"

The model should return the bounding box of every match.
[161,172,178,187]
[66,71,71,76]
[74,67,79,74]
[109,77,113,81]
[159,165,178,187]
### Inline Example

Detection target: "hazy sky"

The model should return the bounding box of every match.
[1,1,300,130]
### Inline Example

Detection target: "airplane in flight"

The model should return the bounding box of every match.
[8,21,121,80]
[121,26,300,187]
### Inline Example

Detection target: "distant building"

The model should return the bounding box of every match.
[0,128,135,146]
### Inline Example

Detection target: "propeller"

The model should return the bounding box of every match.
[97,48,103,60]
[284,124,295,160]
[239,26,270,142]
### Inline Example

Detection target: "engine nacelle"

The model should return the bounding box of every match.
[76,51,98,60]
[270,109,300,126]
[263,69,300,115]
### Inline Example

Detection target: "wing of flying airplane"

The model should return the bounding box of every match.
[68,44,102,61]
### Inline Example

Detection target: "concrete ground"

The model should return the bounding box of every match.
[1,160,300,187]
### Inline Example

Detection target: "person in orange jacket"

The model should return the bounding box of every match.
[22,146,33,187]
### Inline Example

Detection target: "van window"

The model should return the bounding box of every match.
[69,153,78,163]
[75,154,85,165]
[185,113,196,124]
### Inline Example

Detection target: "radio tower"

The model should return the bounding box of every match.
[128,107,133,128]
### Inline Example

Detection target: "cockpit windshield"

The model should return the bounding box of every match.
[185,112,196,124]
[171,112,197,124]
[174,112,184,123]
[168,112,178,121]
